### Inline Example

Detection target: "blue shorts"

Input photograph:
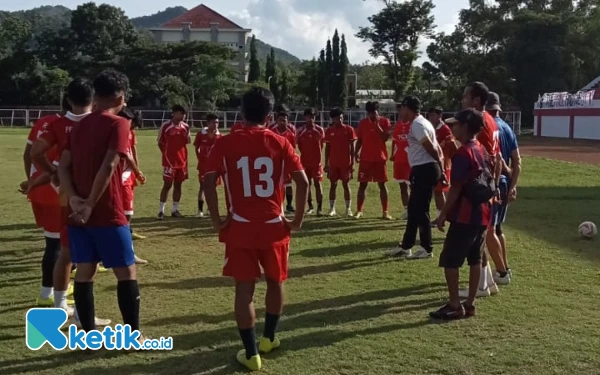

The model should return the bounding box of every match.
[68,225,134,268]
[491,182,509,226]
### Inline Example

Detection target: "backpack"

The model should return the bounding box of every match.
[464,145,496,204]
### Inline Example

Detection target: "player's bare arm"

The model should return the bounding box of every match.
[422,137,445,179]
[377,124,390,142]
[436,183,463,232]
[203,172,229,231]
[30,139,57,177]
[354,139,362,162]
[494,153,502,185]
[350,140,356,166]
[508,148,522,201]
[285,170,309,231]
[324,143,330,173]
[57,150,81,214]
[23,144,32,181]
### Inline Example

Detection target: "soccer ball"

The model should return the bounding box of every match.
[578,221,597,239]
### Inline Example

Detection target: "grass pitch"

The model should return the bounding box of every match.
[0,128,599,374]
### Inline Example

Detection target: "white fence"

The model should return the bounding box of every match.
[0,108,523,135]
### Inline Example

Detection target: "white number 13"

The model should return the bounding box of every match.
[237,156,275,197]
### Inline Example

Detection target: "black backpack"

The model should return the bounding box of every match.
[464,146,496,204]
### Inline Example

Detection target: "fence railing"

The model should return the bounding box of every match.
[0,109,523,135]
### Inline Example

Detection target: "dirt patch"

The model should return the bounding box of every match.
[518,136,600,165]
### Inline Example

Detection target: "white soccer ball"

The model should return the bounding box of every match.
[578,221,597,239]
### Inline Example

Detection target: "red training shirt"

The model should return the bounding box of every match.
[435,121,455,171]
[392,121,411,165]
[205,127,303,248]
[27,115,60,206]
[157,121,190,169]
[478,111,500,159]
[66,111,130,227]
[230,122,244,132]
[357,117,391,162]
[324,123,356,168]
[269,124,297,149]
[122,129,137,187]
[193,128,222,172]
[296,124,325,168]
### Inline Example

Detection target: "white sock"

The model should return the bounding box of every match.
[330,200,336,210]
[436,209,441,217]
[345,200,351,209]
[40,286,53,299]
[478,266,488,290]
[172,202,179,212]
[73,307,80,322]
[159,202,166,213]
[54,290,68,309]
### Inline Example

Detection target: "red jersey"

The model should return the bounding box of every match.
[122,129,137,187]
[230,122,244,132]
[269,125,296,149]
[478,111,500,158]
[296,125,325,168]
[324,124,356,168]
[40,112,89,158]
[66,111,130,227]
[357,117,391,162]
[157,121,190,169]
[205,127,303,248]
[435,122,455,170]
[193,128,222,171]
[392,121,411,165]
[27,115,60,205]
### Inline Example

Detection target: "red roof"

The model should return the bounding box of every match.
[161,4,244,29]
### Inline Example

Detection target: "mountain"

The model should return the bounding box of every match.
[0,5,70,33]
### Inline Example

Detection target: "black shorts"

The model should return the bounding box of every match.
[439,222,487,268]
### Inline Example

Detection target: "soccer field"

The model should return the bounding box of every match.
[1,128,600,375]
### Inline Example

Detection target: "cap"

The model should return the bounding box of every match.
[445,108,484,129]
[400,96,422,112]
[486,92,502,111]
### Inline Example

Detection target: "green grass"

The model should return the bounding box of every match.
[1,128,599,375]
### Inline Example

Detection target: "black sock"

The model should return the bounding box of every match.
[308,199,313,209]
[74,282,95,332]
[130,227,133,235]
[41,237,60,287]
[317,201,322,212]
[239,327,258,359]
[198,200,204,212]
[117,280,141,331]
[497,270,508,278]
[286,194,293,207]
[263,313,280,342]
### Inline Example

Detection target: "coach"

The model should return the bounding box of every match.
[388,96,444,260]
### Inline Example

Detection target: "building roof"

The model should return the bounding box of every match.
[161,4,244,29]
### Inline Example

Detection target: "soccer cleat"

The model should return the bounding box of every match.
[131,232,147,240]
[236,349,262,371]
[462,303,476,318]
[64,305,75,317]
[307,208,314,215]
[37,296,74,307]
[67,284,74,297]
[408,248,433,260]
[316,210,323,217]
[328,208,337,217]
[429,303,465,320]
[97,265,108,273]
[387,247,412,258]
[258,336,281,354]
[382,212,393,220]
[285,205,295,214]
[70,315,112,329]
[494,272,511,285]
[346,208,354,217]
[508,268,513,278]
[157,212,165,220]
[355,211,364,219]
[196,211,204,218]
[70,269,77,279]
[135,255,149,265]
[171,210,183,218]
[459,287,493,299]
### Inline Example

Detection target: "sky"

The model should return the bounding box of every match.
[3,0,469,64]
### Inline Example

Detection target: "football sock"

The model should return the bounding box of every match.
[263,313,280,342]
[198,200,204,212]
[286,194,293,207]
[436,209,441,218]
[357,198,365,212]
[330,200,336,210]
[239,327,258,359]
[40,287,53,300]
[478,266,488,291]
[117,280,141,331]
[159,202,166,213]
[345,200,351,210]
[308,199,313,209]
[172,202,180,212]
[54,290,68,309]
[41,237,60,291]
[382,198,389,213]
[317,200,322,212]
[74,281,95,331]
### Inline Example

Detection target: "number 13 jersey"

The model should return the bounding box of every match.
[205,126,303,247]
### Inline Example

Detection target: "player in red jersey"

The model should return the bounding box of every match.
[324,107,356,217]
[157,105,191,219]
[429,107,458,221]
[204,87,308,371]
[269,106,297,213]
[355,101,392,219]
[296,108,325,215]
[231,121,245,132]
[459,81,507,299]
[193,113,221,217]
[391,103,412,220]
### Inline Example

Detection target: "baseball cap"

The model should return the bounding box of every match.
[445,108,484,131]
[400,96,422,112]
[486,92,502,111]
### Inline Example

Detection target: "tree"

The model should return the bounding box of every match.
[357,0,435,99]
[248,35,261,83]
[317,49,327,109]
[325,39,333,106]
[339,34,349,109]
[331,30,341,107]
[280,67,290,105]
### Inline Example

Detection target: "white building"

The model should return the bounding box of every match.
[150,4,251,81]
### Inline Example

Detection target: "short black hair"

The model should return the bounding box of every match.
[117,108,135,120]
[66,78,94,107]
[330,107,343,117]
[93,69,129,99]
[365,101,379,113]
[132,110,143,129]
[242,87,275,124]
[61,94,72,113]
[428,106,443,115]
[467,81,490,107]
[206,113,219,122]
[275,104,289,118]
[304,108,316,117]
[172,104,187,114]
[448,108,484,136]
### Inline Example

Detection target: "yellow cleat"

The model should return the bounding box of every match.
[37,296,74,307]
[97,265,108,273]
[131,232,147,240]
[70,269,77,279]
[382,212,393,220]
[236,349,261,371]
[67,284,74,297]
[258,337,280,354]
[355,212,364,219]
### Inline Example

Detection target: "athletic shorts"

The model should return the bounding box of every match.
[68,225,134,268]
[435,169,452,193]
[358,161,388,183]
[223,242,290,283]
[31,202,61,238]
[198,170,222,185]
[439,222,487,268]
[393,162,411,184]
[328,166,352,183]
[122,185,134,216]
[304,165,323,182]
[163,167,188,183]
[284,175,292,188]
[60,206,69,248]
[491,182,509,226]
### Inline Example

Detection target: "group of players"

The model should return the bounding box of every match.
[19,68,521,371]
